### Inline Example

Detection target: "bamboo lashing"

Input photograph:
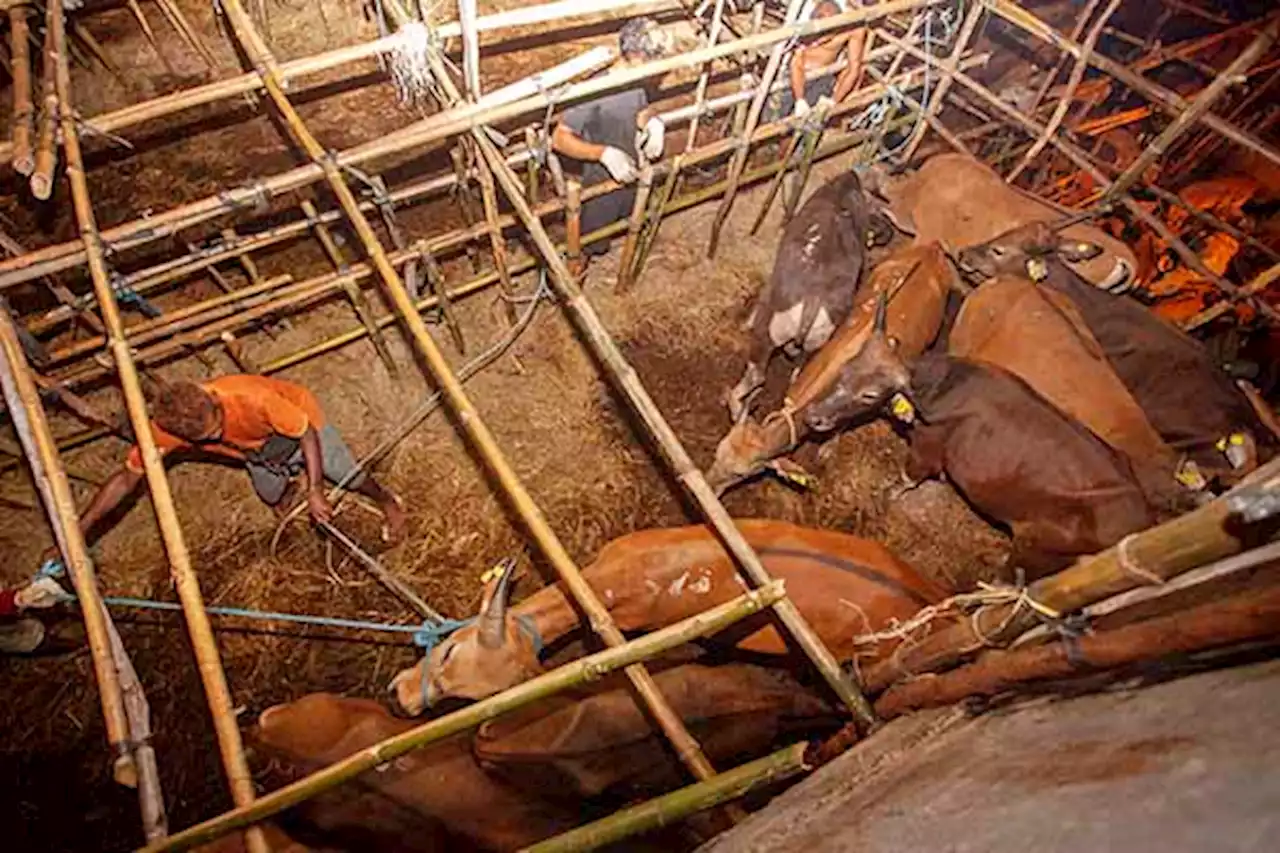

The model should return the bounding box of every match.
[0,3,939,290]
[8,3,35,175]
[46,3,268,851]
[414,29,732,793]
[467,120,878,727]
[136,581,786,853]
[1006,0,1120,183]
[1103,16,1280,202]
[898,0,985,162]
[30,0,59,200]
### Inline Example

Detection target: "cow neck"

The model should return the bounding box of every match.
[513,582,580,649]
[907,353,959,419]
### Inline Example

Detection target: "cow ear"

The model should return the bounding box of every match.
[477,558,518,649]
[1058,240,1103,262]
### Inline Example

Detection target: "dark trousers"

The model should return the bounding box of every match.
[581,162,637,256]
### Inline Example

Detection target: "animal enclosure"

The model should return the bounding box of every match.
[0,1,1277,851]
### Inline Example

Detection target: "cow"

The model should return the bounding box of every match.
[958,221,1279,482]
[726,170,891,421]
[255,666,836,850]
[389,519,948,716]
[947,271,1190,510]
[708,242,957,493]
[863,152,1139,292]
[802,306,1158,579]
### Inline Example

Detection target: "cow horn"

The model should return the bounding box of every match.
[478,558,518,649]
[873,291,888,335]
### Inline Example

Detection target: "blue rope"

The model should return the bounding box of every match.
[36,559,469,650]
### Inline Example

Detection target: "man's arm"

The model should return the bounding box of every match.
[790,47,809,103]
[300,425,333,524]
[832,28,868,103]
[552,122,606,163]
[77,466,146,542]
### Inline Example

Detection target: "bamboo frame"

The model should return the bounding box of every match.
[29,0,58,200]
[8,3,35,175]
[46,4,268,852]
[897,0,985,162]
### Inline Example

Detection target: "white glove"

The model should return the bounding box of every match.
[15,576,71,610]
[638,116,665,160]
[792,97,811,119]
[600,146,638,183]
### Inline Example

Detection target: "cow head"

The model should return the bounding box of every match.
[705,412,816,495]
[958,221,1115,286]
[804,294,914,433]
[859,163,917,236]
[387,559,541,717]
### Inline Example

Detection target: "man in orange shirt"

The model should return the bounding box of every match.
[72,375,407,544]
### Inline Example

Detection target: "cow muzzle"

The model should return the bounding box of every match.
[387,667,429,718]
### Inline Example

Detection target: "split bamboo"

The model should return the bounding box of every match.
[861,458,1280,693]
[136,581,786,853]
[46,3,267,851]
[29,0,59,200]
[468,125,878,727]
[1103,17,1280,202]
[8,3,35,175]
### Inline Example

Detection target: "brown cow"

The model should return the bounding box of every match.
[864,152,1138,291]
[948,272,1189,509]
[389,520,946,716]
[802,315,1157,579]
[958,221,1278,482]
[726,170,891,420]
[708,242,956,493]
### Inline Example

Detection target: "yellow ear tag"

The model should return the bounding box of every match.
[1026,258,1049,282]
[776,467,816,490]
[479,564,505,585]
[1229,433,1246,447]
[889,393,915,423]
[1175,461,1206,491]
[1215,437,1228,452]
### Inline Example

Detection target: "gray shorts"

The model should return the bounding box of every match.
[770,74,837,122]
[245,424,366,506]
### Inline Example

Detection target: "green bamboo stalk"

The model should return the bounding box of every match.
[522,742,810,853]
[135,581,786,853]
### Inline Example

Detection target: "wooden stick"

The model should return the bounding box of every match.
[1181,262,1280,331]
[986,0,1280,170]
[874,583,1280,718]
[1007,0,1120,183]
[898,0,985,162]
[71,20,128,88]
[137,581,786,853]
[46,4,267,850]
[630,155,681,280]
[8,4,35,175]
[526,743,811,853]
[458,0,481,98]
[862,458,1280,692]
[30,0,59,200]
[1103,17,1279,202]
[417,245,467,354]
[448,146,486,274]
[469,123,878,728]
[152,0,218,70]
[565,176,583,279]
[684,0,728,155]
[616,167,655,292]
[1025,0,1102,114]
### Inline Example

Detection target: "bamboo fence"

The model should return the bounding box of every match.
[2,1,1279,851]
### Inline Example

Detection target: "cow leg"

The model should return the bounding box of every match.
[728,304,800,420]
[903,425,947,484]
[726,360,767,422]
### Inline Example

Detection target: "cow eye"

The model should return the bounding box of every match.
[991,246,1007,257]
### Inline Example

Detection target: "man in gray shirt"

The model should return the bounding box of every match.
[553,18,669,264]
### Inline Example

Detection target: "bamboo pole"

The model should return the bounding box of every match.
[8,3,35,175]
[1006,0,1120,183]
[684,0,728,155]
[137,582,786,853]
[46,3,267,850]
[30,0,58,200]
[417,245,467,354]
[630,157,681,280]
[986,0,1280,170]
[448,146,486,273]
[0,2,935,290]
[897,0,985,162]
[873,583,1280,718]
[1182,262,1280,331]
[469,124,878,728]
[616,167,655,291]
[415,30,730,789]
[152,0,217,70]
[566,176,583,278]
[1103,17,1280,202]
[861,458,1280,693]
[524,742,811,853]
[1024,0,1101,114]
[707,0,806,257]
[300,199,399,375]
[458,0,481,99]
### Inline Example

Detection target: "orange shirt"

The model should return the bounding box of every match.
[125,376,326,473]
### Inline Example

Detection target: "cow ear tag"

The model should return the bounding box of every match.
[1026,258,1049,282]
[771,460,816,491]
[1174,459,1207,491]
[889,393,916,423]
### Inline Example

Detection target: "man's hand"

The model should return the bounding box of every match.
[792,97,811,119]
[307,489,333,525]
[637,116,665,160]
[600,146,638,183]
[15,577,71,611]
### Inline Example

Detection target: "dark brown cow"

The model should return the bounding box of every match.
[864,152,1139,291]
[726,170,890,420]
[803,318,1157,579]
[948,272,1189,508]
[389,520,947,716]
[959,221,1278,482]
[708,242,956,493]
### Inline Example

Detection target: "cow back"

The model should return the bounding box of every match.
[880,153,1136,288]
[474,663,834,800]
[950,274,1176,471]
[787,242,955,412]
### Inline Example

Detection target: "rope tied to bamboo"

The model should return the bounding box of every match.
[218,181,272,215]
[1116,533,1165,586]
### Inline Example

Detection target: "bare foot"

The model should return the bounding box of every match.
[381,494,408,543]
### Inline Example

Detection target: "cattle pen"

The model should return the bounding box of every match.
[0,1,1277,851]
